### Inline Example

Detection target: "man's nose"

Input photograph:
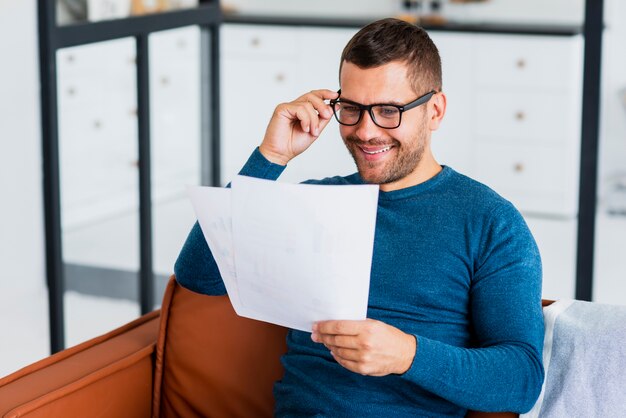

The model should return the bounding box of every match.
[354,110,382,140]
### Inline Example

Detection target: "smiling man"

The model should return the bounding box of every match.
[175,18,544,417]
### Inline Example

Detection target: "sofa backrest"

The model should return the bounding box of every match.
[153,277,288,418]
[154,277,552,418]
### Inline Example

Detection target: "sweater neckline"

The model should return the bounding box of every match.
[358,166,453,201]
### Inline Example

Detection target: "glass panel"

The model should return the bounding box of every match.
[57,38,141,347]
[149,26,203,307]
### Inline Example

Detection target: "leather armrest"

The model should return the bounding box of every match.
[0,311,160,418]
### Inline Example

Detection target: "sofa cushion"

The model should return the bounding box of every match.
[154,278,288,418]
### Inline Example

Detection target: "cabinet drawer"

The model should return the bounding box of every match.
[473,34,583,90]
[472,90,579,144]
[221,24,297,58]
[57,38,136,80]
[472,142,579,216]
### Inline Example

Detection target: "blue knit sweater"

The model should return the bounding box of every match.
[174,148,544,417]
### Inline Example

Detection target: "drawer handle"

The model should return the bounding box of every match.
[515,111,526,121]
[516,59,526,69]
[275,73,286,83]
[250,37,261,47]
[513,162,525,173]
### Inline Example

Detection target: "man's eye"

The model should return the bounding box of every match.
[377,106,400,119]
[341,105,360,113]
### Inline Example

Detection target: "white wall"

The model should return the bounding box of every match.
[0,0,45,290]
[0,0,48,373]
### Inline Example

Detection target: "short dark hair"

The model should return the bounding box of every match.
[340,18,442,93]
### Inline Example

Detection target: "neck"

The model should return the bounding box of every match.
[379,153,442,192]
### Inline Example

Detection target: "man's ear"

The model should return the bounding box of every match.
[428,92,447,131]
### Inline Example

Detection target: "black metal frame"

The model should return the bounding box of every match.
[38,0,222,353]
[576,0,605,301]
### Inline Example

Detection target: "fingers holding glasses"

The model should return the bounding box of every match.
[293,101,320,136]
[260,89,339,166]
[298,89,338,120]
[292,90,338,136]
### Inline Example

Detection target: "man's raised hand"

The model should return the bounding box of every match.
[259,89,339,166]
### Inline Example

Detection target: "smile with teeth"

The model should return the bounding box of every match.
[361,146,392,155]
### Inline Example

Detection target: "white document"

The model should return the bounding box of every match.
[186,186,246,314]
[188,176,379,332]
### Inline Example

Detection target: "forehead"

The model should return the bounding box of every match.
[339,61,414,103]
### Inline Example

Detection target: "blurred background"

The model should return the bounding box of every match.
[1,0,625,377]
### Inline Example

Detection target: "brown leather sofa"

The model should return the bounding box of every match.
[0,276,539,417]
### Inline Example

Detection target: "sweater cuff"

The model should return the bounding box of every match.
[237,147,286,180]
[401,335,448,387]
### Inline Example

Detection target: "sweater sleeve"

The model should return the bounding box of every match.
[173,147,286,295]
[401,202,544,413]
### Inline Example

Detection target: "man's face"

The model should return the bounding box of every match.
[338,61,433,190]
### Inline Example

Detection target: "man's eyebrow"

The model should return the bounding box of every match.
[339,96,404,106]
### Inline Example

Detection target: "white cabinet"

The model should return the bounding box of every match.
[469,34,583,219]
[472,35,582,90]
[220,25,299,184]
[429,32,474,175]
[149,27,202,204]
[291,27,359,183]
[57,38,139,230]
[467,33,584,300]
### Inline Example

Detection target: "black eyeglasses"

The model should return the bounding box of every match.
[330,89,436,129]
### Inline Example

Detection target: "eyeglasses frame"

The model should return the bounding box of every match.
[329,89,437,129]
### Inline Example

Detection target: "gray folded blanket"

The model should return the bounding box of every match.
[522,299,626,417]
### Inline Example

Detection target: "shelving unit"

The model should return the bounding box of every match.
[38,0,222,353]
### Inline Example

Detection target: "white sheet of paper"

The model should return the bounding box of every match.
[188,177,379,332]
[187,186,247,315]
[230,175,379,331]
